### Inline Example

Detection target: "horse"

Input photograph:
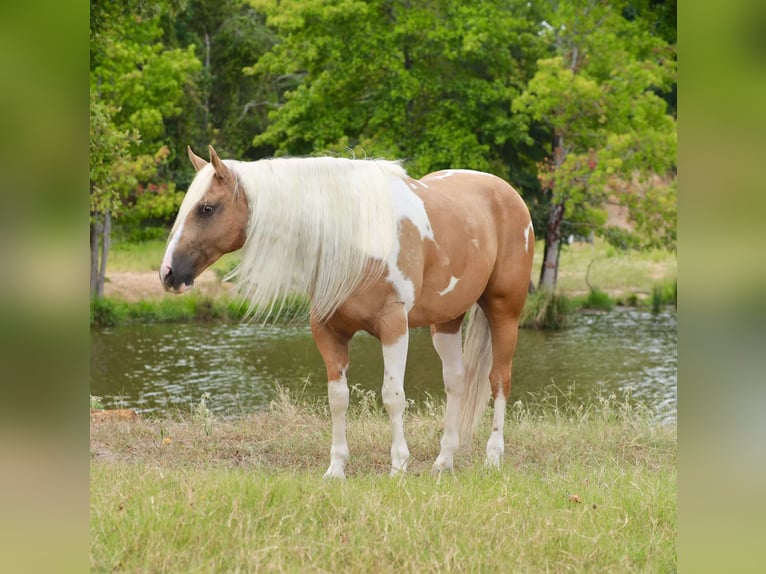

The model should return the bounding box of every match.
[161,146,535,478]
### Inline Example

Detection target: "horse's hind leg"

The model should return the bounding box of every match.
[430,316,466,472]
[376,307,411,476]
[483,302,522,468]
[311,321,351,479]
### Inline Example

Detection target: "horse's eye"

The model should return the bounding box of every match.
[198,203,216,217]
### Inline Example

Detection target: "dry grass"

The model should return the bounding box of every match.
[91,388,676,573]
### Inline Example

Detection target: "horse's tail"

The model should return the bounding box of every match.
[457,304,493,445]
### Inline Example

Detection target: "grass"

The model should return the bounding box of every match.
[520,289,572,329]
[98,235,677,328]
[90,292,311,328]
[90,387,676,573]
[90,293,246,327]
[542,239,677,301]
[109,235,676,300]
[108,237,240,276]
[582,289,615,311]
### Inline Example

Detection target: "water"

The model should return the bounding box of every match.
[91,308,676,422]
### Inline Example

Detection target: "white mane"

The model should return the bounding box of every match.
[218,157,407,321]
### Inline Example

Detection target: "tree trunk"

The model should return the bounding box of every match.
[538,131,568,291]
[538,201,565,290]
[204,31,211,135]
[90,209,111,299]
[98,208,111,298]
[90,216,101,297]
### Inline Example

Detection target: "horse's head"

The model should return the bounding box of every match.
[160,146,249,293]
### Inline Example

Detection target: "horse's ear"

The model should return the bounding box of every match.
[187,146,208,172]
[208,145,231,181]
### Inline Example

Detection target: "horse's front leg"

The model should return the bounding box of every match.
[311,321,351,479]
[378,309,411,476]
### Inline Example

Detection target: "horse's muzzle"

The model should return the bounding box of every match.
[160,262,194,293]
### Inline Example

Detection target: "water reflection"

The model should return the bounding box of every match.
[91,309,676,422]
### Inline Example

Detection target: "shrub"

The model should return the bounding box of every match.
[583,288,614,311]
[521,289,571,329]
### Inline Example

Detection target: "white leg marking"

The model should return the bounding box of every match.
[485,389,506,468]
[437,275,460,296]
[324,370,350,479]
[381,333,410,476]
[431,331,465,472]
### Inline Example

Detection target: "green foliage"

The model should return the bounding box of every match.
[89,294,311,327]
[583,289,614,311]
[521,289,571,329]
[651,280,677,313]
[89,0,677,298]
[90,297,121,328]
[513,0,677,285]
[91,7,201,155]
[248,0,546,177]
[89,94,135,218]
[168,0,279,160]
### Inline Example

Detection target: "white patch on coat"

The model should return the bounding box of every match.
[437,275,460,296]
[524,221,534,253]
[430,169,495,180]
[383,177,435,311]
[388,177,434,240]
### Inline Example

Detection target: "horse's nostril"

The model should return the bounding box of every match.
[160,265,174,287]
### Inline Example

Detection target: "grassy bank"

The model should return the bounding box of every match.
[90,292,312,327]
[91,389,676,572]
[109,236,676,296]
[96,237,677,327]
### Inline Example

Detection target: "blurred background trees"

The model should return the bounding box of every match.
[90,0,676,297]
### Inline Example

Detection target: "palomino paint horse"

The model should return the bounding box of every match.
[161,146,534,478]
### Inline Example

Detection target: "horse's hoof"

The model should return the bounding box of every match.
[323,466,346,479]
[389,465,408,477]
[484,453,502,469]
[431,456,454,474]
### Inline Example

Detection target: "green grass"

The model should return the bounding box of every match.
[91,389,676,573]
[90,293,310,327]
[536,238,677,300]
[98,235,677,328]
[108,237,240,275]
[582,289,615,311]
[108,236,675,299]
[90,293,248,327]
[520,289,572,329]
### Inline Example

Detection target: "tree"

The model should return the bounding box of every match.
[89,97,133,298]
[247,0,547,179]
[90,0,202,296]
[512,0,676,290]
[167,0,279,162]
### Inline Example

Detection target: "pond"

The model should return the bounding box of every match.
[91,308,676,423]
